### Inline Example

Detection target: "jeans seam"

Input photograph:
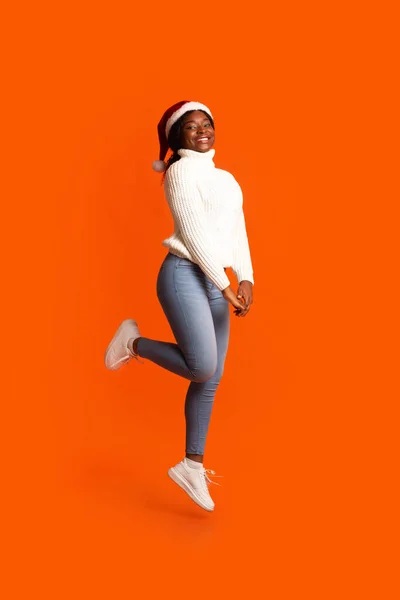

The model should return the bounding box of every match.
[173,259,198,378]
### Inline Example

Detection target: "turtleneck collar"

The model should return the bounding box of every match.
[177,148,215,165]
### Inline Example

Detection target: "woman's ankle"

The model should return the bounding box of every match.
[129,337,141,356]
[185,453,203,463]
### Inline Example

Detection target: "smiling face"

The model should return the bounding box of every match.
[180,110,215,153]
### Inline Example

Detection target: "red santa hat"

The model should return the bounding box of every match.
[152,100,213,172]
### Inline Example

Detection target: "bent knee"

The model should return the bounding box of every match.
[190,359,218,383]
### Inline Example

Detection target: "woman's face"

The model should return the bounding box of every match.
[180,111,215,152]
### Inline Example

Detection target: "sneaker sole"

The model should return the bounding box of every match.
[168,467,214,512]
[104,319,136,370]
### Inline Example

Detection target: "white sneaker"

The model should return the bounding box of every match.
[104,318,141,370]
[168,458,221,512]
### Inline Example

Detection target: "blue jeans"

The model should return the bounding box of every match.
[137,252,230,455]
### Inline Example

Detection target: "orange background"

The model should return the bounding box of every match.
[2,2,398,598]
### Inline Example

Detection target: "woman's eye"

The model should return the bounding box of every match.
[186,123,211,130]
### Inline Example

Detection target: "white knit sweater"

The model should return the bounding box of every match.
[162,148,254,291]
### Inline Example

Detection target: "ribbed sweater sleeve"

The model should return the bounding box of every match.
[164,161,231,291]
[232,208,254,285]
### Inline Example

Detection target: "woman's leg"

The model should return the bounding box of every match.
[136,254,219,383]
[185,280,230,461]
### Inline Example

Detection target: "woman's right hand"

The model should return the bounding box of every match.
[222,286,246,316]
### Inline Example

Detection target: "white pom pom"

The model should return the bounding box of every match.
[152,160,166,173]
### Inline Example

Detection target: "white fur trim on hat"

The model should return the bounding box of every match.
[165,102,213,139]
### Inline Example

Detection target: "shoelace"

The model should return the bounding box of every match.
[200,469,223,487]
[129,342,145,364]
[112,347,144,368]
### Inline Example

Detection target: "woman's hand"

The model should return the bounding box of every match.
[222,286,246,316]
[237,280,253,317]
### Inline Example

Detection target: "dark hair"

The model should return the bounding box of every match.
[162,110,214,181]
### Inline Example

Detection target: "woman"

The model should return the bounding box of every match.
[104,100,254,512]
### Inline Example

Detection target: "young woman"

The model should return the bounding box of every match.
[105,100,254,512]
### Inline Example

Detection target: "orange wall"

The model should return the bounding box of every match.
[3,2,396,598]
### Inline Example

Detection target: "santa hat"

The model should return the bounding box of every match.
[152,100,213,172]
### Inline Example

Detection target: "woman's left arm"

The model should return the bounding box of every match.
[232,208,254,316]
